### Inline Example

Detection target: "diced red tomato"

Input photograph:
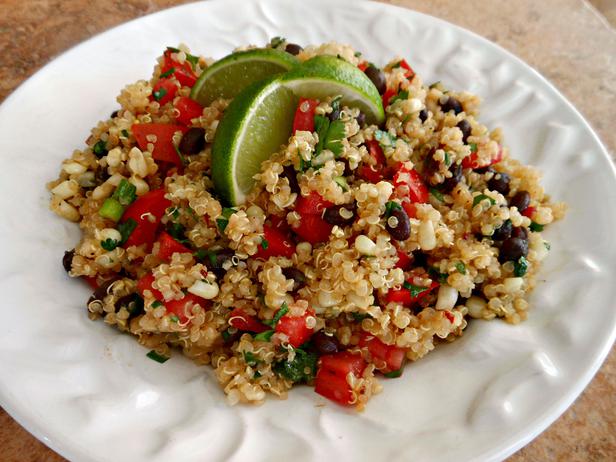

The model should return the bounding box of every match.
[359,332,406,373]
[320,351,367,378]
[462,145,503,170]
[295,192,333,215]
[443,311,455,323]
[315,351,367,406]
[151,77,178,105]
[385,280,439,306]
[83,276,99,290]
[358,61,369,72]
[395,247,413,270]
[132,123,188,166]
[521,206,535,218]
[401,201,417,219]
[397,59,415,79]
[256,224,296,259]
[275,308,315,347]
[121,189,172,248]
[315,369,354,405]
[228,307,269,333]
[165,293,205,323]
[269,214,291,233]
[292,98,319,133]
[366,139,386,165]
[357,165,383,183]
[393,166,429,203]
[162,49,198,87]
[358,140,388,183]
[174,96,203,125]
[382,87,397,108]
[156,231,191,261]
[136,273,164,300]
[294,214,333,244]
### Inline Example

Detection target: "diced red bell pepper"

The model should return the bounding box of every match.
[397,59,415,79]
[275,308,315,348]
[462,145,503,170]
[174,96,203,125]
[151,77,178,105]
[296,191,333,216]
[269,214,291,233]
[315,369,354,405]
[320,351,367,378]
[162,49,198,88]
[358,140,388,183]
[228,307,269,333]
[395,247,413,270]
[358,332,406,374]
[385,279,439,306]
[165,293,205,323]
[256,224,296,259]
[121,189,172,248]
[136,273,164,300]
[382,87,397,108]
[393,166,429,203]
[358,61,369,72]
[401,201,417,219]
[366,140,386,166]
[83,276,99,290]
[443,311,455,323]
[156,231,191,261]
[521,206,535,218]
[132,123,188,166]
[292,98,319,133]
[357,164,384,183]
[294,214,333,244]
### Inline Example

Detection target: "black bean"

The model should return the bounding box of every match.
[223,330,241,345]
[492,220,512,241]
[498,237,528,263]
[511,226,529,241]
[115,293,144,319]
[94,167,110,185]
[87,277,120,306]
[282,165,300,195]
[475,166,494,175]
[323,203,356,226]
[412,250,428,268]
[440,96,463,114]
[62,249,75,273]
[386,208,411,241]
[312,331,340,355]
[202,248,235,279]
[110,110,119,119]
[510,190,530,212]
[456,119,472,143]
[442,163,463,192]
[341,158,353,177]
[487,171,511,195]
[356,112,366,127]
[179,127,206,155]
[282,267,306,291]
[285,43,303,55]
[418,109,428,123]
[364,65,387,95]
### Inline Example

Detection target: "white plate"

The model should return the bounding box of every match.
[1,1,615,461]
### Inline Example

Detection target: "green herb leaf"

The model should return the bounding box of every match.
[169,314,179,323]
[253,371,262,379]
[455,261,466,274]
[121,129,129,138]
[185,53,199,68]
[146,350,169,363]
[429,187,444,202]
[403,282,431,298]
[265,302,289,327]
[428,267,448,284]
[428,81,441,89]
[221,330,232,342]
[269,36,285,48]
[299,157,311,172]
[383,369,403,378]
[112,179,137,206]
[469,142,478,153]
[384,200,402,217]
[544,241,551,251]
[374,129,396,148]
[351,312,371,322]
[472,194,496,208]
[334,176,349,191]
[160,67,175,78]
[331,95,342,115]
[253,330,275,342]
[216,208,236,233]
[514,256,529,277]
[167,222,190,245]
[314,114,330,155]
[118,218,137,245]
[273,347,317,383]
[354,51,362,57]
[166,46,180,53]
[100,238,119,251]
[444,152,451,167]
[152,87,167,102]
[389,90,409,105]
[325,119,346,157]
[93,140,108,157]
[243,351,261,366]
[152,300,163,308]
[529,222,544,232]
[260,238,269,250]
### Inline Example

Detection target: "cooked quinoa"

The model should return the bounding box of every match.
[49,40,565,409]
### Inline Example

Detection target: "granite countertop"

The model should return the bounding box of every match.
[1,0,615,460]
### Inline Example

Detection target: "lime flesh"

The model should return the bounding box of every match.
[190,48,298,106]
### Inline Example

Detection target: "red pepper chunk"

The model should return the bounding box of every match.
[385,280,439,306]
[397,59,415,79]
[295,191,333,215]
[275,308,315,348]
[315,352,367,406]
[395,247,413,270]
[174,97,203,125]
[162,49,198,88]
[136,273,164,301]
[151,78,178,105]
[401,201,417,219]
[156,231,191,261]
[462,145,503,170]
[358,61,369,72]
[256,224,296,259]
[132,123,188,166]
[366,140,386,166]
[292,98,319,133]
[393,165,429,203]
[121,189,172,248]
[83,276,99,290]
[136,273,204,323]
[229,307,269,333]
[293,192,334,244]
[358,332,406,374]
[382,87,397,108]
[521,206,535,218]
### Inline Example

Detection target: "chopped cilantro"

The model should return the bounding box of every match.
[260,238,269,250]
[325,119,346,156]
[121,129,129,138]
[169,314,179,323]
[118,218,137,245]
[160,67,175,78]
[100,238,119,251]
[351,312,371,322]
[185,53,199,68]
[274,347,317,383]
[444,152,451,166]
[269,36,285,48]
[331,95,342,114]
[354,51,362,57]
[93,140,108,158]
[529,222,544,232]
[389,90,409,105]
[514,256,529,277]
[166,46,180,53]
[384,200,402,216]
[152,87,167,102]
[146,350,169,363]
[455,261,466,274]
[254,330,275,342]
[152,300,163,308]
[429,187,444,202]
[334,176,349,191]
[265,302,289,327]
[243,351,261,366]
[313,114,330,155]
[403,281,431,298]
[472,194,496,208]
[383,369,403,378]
[428,267,448,284]
[299,157,311,172]
[112,179,137,206]
[221,330,232,342]
[216,207,236,233]
[374,129,396,147]
[469,142,478,153]
[167,222,190,245]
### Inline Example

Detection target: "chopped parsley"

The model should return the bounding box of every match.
[146,350,169,363]
[529,222,544,232]
[264,302,289,327]
[152,300,163,308]
[389,90,409,105]
[428,267,448,284]
[169,314,179,323]
[514,256,529,277]
[403,281,431,298]
[384,200,402,216]
[167,222,190,246]
[185,53,199,68]
[152,87,167,102]
[313,115,330,155]
[472,194,496,208]
[100,238,119,251]
[351,312,371,322]
[274,347,317,383]
[160,67,175,78]
[221,330,232,342]
[260,238,269,250]
[469,142,478,153]
[118,218,137,244]
[324,119,346,157]
[253,330,275,342]
[383,369,403,378]
[216,207,236,233]
[243,351,261,366]
[112,179,137,206]
[92,140,108,158]
[455,261,466,274]
[429,187,444,202]
[120,129,129,138]
[444,152,451,166]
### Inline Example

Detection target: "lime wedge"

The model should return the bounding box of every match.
[190,49,298,106]
[211,77,297,205]
[281,55,384,124]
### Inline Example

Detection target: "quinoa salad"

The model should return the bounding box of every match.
[49,39,565,409]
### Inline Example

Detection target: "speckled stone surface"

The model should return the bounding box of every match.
[0,1,615,461]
